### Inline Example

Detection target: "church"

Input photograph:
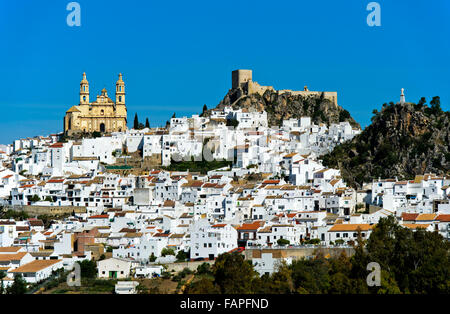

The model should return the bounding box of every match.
[64,73,128,135]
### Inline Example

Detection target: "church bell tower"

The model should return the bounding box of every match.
[116,73,125,105]
[80,72,89,104]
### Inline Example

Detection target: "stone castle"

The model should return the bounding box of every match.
[64,73,128,135]
[231,69,338,106]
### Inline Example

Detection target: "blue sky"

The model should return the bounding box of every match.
[0,0,449,144]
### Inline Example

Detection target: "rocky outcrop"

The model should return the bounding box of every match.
[206,87,360,128]
[321,99,450,187]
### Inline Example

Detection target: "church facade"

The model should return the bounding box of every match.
[64,73,127,135]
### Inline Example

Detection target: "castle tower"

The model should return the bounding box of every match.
[80,72,89,104]
[232,69,252,89]
[116,73,125,105]
[400,88,406,104]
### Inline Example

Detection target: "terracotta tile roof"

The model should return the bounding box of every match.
[10,259,61,273]
[49,143,64,148]
[212,224,227,228]
[262,180,279,185]
[401,213,419,221]
[182,180,204,188]
[0,221,16,225]
[0,252,29,262]
[163,200,175,207]
[28,220,44,227]
[415,213,437,221]
[20,184,35,188]
[47,179,64,183]
[153,233,170,237]
[119,228,137,233]
[436,214,450,222]
[88,214,109,219]
[0,247,22,253]
[236,221,264,231]
[169,233,185,238]
[328,224,374,232]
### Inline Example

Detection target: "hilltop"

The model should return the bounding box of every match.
[203,69,360,128]
[321,97,450,187]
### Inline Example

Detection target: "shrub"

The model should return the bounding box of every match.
[277,238,290,246]
[196,262,212,275]
[161,247,175,257]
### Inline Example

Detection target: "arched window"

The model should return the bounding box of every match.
[101,109,104,115]
[83,96,86,101]
[119,96,122,102]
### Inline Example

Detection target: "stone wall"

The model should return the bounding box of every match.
[8,205,86,216]
[232,69,253,89]
[243,247,355,260]
[163,260,215,273]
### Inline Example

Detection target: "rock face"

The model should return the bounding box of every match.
[321,99,450,187]
[208,87,360,128]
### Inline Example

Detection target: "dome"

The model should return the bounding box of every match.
[116,73,124,85]
[80,72,88,84]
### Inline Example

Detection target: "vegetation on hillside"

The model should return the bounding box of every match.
[163,159,232,174]
[185,216,450,294]
[321,98,450,187]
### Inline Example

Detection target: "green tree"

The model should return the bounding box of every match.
[149,253,157,262]
[77,260,97,279]
[31,194,41,202]
[429,96,442,115]
[185,277,219,294]
[6,275,27,295]
[161,247,175,257]
[226,118,239,128]
[339,109,351,122]
[0,271,6,294]
[201,104,208,116]
[145,118,150,128]
[417,97,426,108]
[212,252,260,294]
[267,262,294,293]
[366,216,450,294]
[290,255,331,294]
[196,262,212,275]
[176,250,187,262]
[133,113,139,129]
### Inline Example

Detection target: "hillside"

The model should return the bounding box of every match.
[321,97,450,187]
[206,87,360,128]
